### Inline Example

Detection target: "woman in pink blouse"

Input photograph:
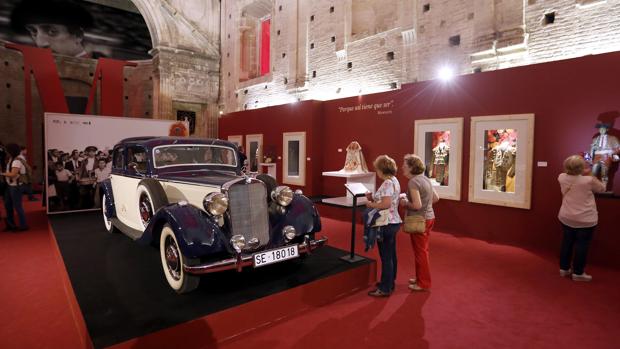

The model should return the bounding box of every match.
[558,155,605,282]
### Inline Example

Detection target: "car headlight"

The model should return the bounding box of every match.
[271,186,294,206]
[282,225,296,241]
[230,235,246,252]
[203,192,229,216]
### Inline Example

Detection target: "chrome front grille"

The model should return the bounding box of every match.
[228,181,270,249]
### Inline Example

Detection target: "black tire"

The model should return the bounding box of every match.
[160,224,200,293]
[256,173,277,201]
[101,194,119,233]
[136,179,169,228]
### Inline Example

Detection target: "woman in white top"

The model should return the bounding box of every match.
[1,143,28,231]
[558,155,605,282]
[366,155,402,297]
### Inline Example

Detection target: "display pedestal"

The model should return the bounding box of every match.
[259,162,276,178]
[340,188,367,264]
[321,171,375,207]
[50,211,376,349]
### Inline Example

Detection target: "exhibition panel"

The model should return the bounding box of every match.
[44,113,185,214]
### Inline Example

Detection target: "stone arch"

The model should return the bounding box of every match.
[127,0,167,53]
[127,0,219,56]
[122,0,221,138]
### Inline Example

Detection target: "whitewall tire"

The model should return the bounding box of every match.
[159,224,199,293]
[102,194,117,233]
[136,179,168,228]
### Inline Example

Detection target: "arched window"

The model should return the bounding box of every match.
[239,0,272,81]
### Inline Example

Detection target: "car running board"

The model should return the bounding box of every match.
[110,218,143,240]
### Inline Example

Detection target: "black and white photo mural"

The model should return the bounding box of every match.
[0,0,152,60]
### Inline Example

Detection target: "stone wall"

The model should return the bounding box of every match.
[221,0,620,113]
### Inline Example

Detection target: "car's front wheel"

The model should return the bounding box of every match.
[159,224,199,293]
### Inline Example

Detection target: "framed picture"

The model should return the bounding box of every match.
[246,134,263,172]
[468,114,535,209]
[414,117,463,200]
[282,132,306,186]
[227,135,243,147]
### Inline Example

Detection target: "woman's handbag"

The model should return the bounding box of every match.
[404,215,426,234]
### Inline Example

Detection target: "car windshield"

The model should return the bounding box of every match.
[153,145,237,168]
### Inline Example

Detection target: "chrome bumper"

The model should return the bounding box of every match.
[183,236,328,275]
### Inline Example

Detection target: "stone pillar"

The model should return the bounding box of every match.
[151,46,220,137]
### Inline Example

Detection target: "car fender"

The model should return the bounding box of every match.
[271,194,321,244]
[101,179,116,219]
[139,203,228,258]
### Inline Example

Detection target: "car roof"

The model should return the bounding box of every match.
[117,137,237,149]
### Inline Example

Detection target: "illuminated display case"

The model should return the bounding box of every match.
[468,114,534,209]
[414,117,463,201]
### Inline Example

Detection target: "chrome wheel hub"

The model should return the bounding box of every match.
[139,194,153,226]
[165,236,181,281]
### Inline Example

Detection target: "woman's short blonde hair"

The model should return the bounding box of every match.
[403,154,425,175]
[563,155,585,175]
[373,155,397,177]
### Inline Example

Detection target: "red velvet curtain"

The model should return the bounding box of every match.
[260,19,271,76]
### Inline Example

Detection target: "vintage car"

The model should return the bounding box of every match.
[101,136,327,293]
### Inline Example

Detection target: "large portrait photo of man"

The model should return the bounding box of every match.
[1,0,152,60]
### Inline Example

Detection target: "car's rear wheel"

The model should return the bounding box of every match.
[137,179,169,228]
[159,224,199,293]
[102,194,118,233]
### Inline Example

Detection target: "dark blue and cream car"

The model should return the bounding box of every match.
[101,137,326,293]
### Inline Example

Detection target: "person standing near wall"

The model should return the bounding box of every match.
[400,154,439,291]
[1,143,29,232]
[558,155,605,282]
[367,155,402,297]
[17,146,36,201]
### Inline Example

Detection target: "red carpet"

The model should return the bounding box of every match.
[218,218,620,349]
[0,200,618,348]
[0,198,91,349]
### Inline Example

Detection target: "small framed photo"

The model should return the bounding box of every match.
[282,132,306,186]
[468,114,535,209]
[246,134,263,172]
[227,135,243,147]
[414,117,464,201]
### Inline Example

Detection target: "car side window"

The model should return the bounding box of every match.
[127,146,148,172]
[113,147,124,170]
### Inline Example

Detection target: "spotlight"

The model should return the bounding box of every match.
[438,66,454,82]
[218,110,224,115]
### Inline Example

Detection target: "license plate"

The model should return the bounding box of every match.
[253,245,299,268]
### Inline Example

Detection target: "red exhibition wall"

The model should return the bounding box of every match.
[219,101,324,196]
[220,52,620,268]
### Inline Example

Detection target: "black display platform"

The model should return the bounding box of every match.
[50,212,371,349]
